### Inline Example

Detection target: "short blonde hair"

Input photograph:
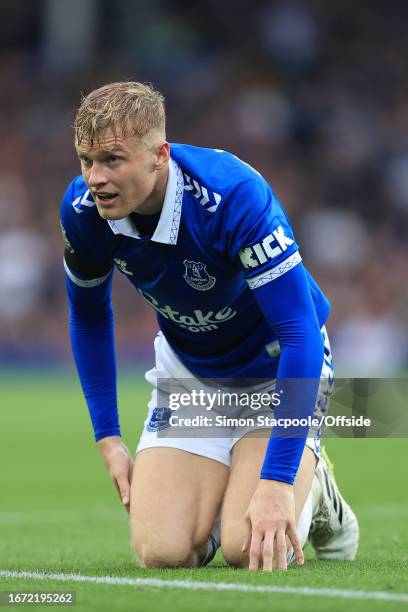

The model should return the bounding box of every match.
[74,81,166,147]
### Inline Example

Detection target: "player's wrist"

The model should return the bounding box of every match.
[258,478,293,491]
[96,435,123,452]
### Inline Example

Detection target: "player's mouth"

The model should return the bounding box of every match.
[94,192,119,206]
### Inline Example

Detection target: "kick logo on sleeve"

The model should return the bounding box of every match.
[238,225,294,269]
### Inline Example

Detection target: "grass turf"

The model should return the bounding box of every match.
[0,370,407,611]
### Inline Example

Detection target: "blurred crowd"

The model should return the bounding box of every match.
[0,0,407,374]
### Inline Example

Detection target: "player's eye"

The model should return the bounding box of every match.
[106,155,120,164]
[80,156,92,166]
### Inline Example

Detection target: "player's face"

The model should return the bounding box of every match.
[75,130,169,220]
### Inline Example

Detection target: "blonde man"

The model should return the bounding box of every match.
[61,82,358,570]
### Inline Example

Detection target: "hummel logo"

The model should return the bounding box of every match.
[183,174,222,213]
[72,190,96,214]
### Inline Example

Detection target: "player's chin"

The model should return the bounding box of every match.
[96,202,126,221]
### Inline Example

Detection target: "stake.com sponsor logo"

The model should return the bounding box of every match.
[138,289,237,332]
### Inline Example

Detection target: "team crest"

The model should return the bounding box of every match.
[183,260,216,291]
[147,407,173,432]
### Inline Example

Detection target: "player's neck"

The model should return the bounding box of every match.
[136,163,169,216]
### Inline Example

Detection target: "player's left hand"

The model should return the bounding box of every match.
[242,479,304,571]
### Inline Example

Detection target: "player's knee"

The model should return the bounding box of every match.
[221,531,248,568]
[133,536,194,568]
[222,528,297,568]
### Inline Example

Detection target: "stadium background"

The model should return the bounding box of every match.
[1,0,407,374]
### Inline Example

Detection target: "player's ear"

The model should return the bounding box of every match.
[154,141,170,169]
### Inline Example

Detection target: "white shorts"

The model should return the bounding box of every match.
[136,327,334,467]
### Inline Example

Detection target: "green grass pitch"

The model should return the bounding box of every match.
[0,370,407,611]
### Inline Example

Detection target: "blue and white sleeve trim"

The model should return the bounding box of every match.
[246,251,302,290]
[63,258,112,288]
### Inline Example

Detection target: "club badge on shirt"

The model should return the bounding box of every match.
[183,260,216,291]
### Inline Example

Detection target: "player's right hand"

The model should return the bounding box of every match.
[97,435,134,512]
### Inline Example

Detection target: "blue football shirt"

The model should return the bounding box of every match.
[61,143,330,380]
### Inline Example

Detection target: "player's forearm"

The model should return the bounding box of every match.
[260,327,324,484]
[252,266,325,484]
[67,275,120,441]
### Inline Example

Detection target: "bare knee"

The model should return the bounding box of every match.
[139,544,194,569]
[221,529,248,569]
[222,530,298,569]
[132,535,195,568]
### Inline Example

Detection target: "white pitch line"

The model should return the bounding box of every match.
[0,571,408,603]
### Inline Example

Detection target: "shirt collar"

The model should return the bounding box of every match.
[107,158,183,244]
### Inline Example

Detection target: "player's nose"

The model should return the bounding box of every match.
[87,161,107,189]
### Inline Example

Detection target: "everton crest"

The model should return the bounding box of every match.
[183,260,216,291]
[147,407,173,432]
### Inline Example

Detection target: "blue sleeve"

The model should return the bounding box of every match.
[60,176,119,442]
[251,263,324,484]
[214,173,324,484]
[66,270,120,441]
